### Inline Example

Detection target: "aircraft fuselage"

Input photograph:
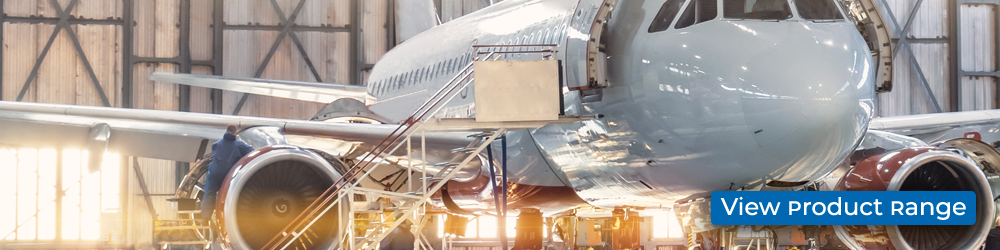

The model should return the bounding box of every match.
[367,0,875,208]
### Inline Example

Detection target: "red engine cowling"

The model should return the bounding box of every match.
[216,145,345,250]
[833,139,999,250]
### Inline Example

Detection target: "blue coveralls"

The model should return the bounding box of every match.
[201,131,254,219]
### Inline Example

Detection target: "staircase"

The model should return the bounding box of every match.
[262,44,585,250]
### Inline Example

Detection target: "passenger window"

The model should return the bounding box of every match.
[648,0,685,33]
[723,0,792,20]
[675,0,718,29]
[794,0,843,20]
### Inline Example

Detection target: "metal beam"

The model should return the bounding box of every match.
[949,0,961,111]
[897,37,949,43]
[178,0,193,193]
[232,0,309,115]
[224,24,349,32]
[179,0,192,113]
[212,0,224,114]
[123,0,135,108]
[1,0,4,101]
[4,16,121,25]
[351,0,360,86]
[965,71,1000,77]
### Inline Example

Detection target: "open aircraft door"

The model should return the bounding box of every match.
[564,0,618,96]
[840,0,895,92]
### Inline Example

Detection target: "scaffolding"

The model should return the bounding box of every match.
[258,44,588,250]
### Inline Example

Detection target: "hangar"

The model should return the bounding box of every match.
[0,0,997,249]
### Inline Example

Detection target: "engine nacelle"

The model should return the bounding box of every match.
[216,145,344,250]
[833,142,998,250]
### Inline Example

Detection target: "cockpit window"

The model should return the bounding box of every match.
[675,0,718,29]
[794,0,844,20]
[723,0,793,20]
[648,0,686,33]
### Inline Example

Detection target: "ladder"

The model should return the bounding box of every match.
[262,44,578,250]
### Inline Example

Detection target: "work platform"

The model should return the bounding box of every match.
[260,44,591,250]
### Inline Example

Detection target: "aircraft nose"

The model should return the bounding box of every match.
[738,24,876,179]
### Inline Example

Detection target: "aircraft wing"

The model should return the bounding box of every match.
[0,101,471,163]
[869,110,1000,134]
[149,72,369,104]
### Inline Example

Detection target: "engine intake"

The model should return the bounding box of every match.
[216,145,344,250]
[834,140,998,250]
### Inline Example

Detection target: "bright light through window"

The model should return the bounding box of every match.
[652,211,684,239]
[0,148,120,241]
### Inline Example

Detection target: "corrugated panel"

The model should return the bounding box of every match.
[883,0,947,38]
[960,5,996,72]
[877,43,949,116]
[957,5,996,111]
[961,77,995,110]
[2,23,40,102]
[363,0,389,65]
[127,157,178,248]
[190,0,215,62]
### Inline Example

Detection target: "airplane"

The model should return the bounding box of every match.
[0,0,997,249]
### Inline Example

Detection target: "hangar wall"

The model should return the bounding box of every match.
[877,0,999,116]
[0,0,391,248]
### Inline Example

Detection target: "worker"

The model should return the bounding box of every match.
[379,220,415,250]
[202,125,254,220]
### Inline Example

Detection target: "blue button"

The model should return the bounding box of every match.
[710,191,976,225]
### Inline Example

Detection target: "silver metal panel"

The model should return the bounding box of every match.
[962,77,996,110]
[960,5,996,73]
[473,60,560,122]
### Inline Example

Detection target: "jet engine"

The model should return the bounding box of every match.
[833,138,1000,250]
[175,127,347,250]
[215,144,344,249]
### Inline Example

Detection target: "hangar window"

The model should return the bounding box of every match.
[794,0,844,20]
[648,0,685,32]
[674,0,719,29]
[0,148,121,241]
[651,211,685,239]
[723,0,793,20]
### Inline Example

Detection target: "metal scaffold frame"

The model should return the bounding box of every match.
[258,43,585,250]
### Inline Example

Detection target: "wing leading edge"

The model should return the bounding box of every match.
[150,72,369,104]
[0,101,471,162]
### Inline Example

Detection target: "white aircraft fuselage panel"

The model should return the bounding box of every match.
[367,0,875,208]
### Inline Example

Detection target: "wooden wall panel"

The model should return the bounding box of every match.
[190,0,214,62]
[362,0,389,64]
[2,23,39,102]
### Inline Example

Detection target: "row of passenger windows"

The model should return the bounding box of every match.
[370,54,473,97]
[648,0,844,32]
